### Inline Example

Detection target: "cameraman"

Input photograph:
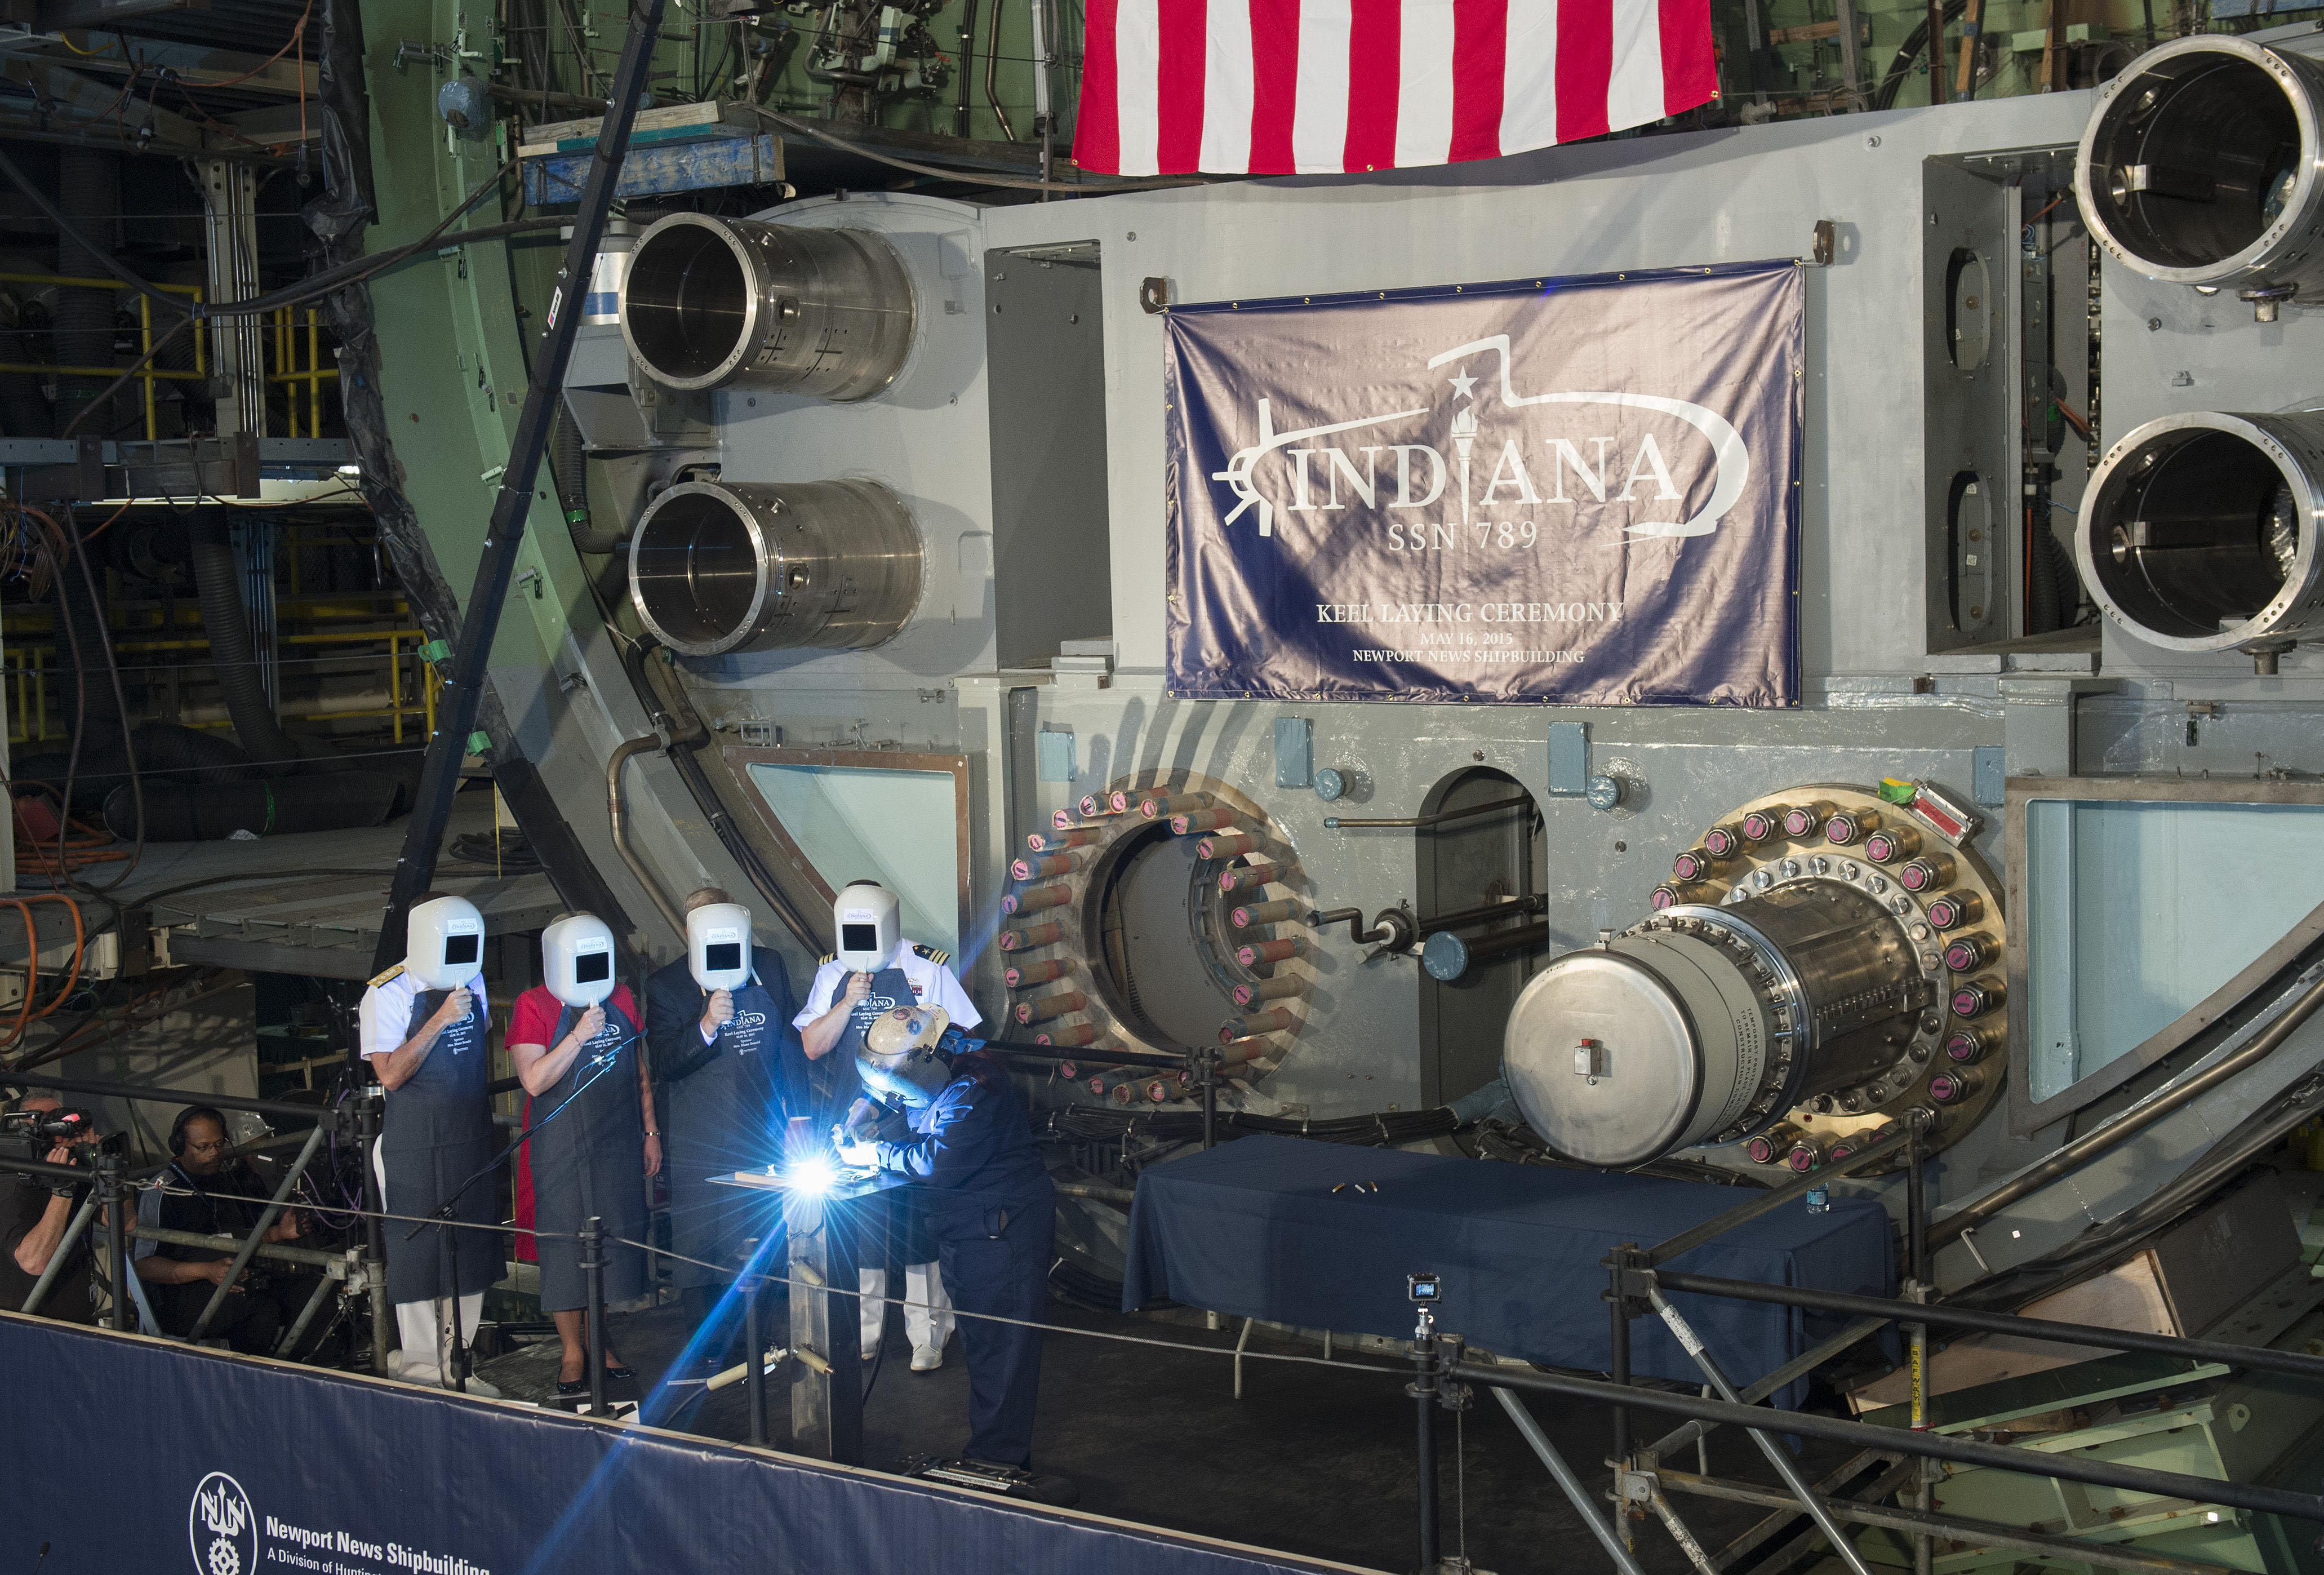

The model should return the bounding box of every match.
[0,1094,98,1324]
[134,1107,320,1357]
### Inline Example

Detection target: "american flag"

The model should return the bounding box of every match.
[1074,0,1720,177]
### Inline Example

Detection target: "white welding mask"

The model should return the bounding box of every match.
[406,895,486,992]
[834,882,899,973]
[688,902,752,992]
[543,912,618,1008]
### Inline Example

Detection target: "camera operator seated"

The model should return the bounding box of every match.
[1,1094,100,1324]
[133,1107,322,1357]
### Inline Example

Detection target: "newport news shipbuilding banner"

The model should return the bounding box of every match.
[1163,260,1803,707]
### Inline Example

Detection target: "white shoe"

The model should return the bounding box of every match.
[390,1363,500,1399]
[910,1344,943,1372]
[862,1347,881,1364]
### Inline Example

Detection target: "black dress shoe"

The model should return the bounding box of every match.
[555,1378,589,1398]
[603,1363,636,1382]
[1023,1474,1079,1507]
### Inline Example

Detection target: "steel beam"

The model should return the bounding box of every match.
[1657,1466,2247,1575]
[1444,1361,2324,1524]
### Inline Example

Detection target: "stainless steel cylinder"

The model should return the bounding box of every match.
[2075,37,2324,299]
[617,215,915,399]
[2077,411,2324,653]
[627,479,923,656]
[1502,884,1923,1168]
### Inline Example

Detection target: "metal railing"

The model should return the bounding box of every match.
[0,277,339,441]
[0,270,206,442]
[269,305,336,438]
[5,626,439,745]
[2,1070,383,1364]
[1398,1109,2324,1575]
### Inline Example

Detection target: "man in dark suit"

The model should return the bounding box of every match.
[645,886,801,1367]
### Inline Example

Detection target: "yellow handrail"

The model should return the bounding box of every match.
[0,270,207,441]
[269,305,337,438]
[3,628,439,746]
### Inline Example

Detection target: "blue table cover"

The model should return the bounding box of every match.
[1122,1137,1894,1407]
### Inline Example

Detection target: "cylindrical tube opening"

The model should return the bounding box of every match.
[619,222,749,383]
[2079,412,2324,651]
[628,478,924,655]
[2076,38,2324,290]
[619,215,915,400]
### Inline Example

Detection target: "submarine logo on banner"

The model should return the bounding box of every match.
[1165,260,1803,706]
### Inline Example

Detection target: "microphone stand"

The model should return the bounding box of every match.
[402,1032,635,1395]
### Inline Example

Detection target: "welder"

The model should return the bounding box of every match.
[837,1002,1061,1486]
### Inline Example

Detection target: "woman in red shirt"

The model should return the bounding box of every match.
[508,925,660,1396]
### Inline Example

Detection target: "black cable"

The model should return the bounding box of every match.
[33,513,92,881]
[743,104,1206,194]
[64,505,143,894]
[861,1319,889,1405]
[450,827,543,871]
[1041,1104,1460,1148]
[1873,0,1970,112]
[0,151,537,326]
[1047,1255,1126,1313]
[232,216,565,320]
[0,143,192,318]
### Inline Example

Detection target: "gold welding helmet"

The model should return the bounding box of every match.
[858,1004,952,1106]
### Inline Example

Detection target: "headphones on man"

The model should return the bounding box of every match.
[168,1104,228,1158]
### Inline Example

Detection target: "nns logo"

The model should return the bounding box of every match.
[860,995,900,1013]
[189,1472,256,1575]
[729,1011,768,1032]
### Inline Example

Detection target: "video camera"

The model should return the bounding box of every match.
[0,1106,115,1191]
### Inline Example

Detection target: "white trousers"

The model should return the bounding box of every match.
[392,1293,485,1382]
[859,1262,952,1353]
[373,1139,486,1381]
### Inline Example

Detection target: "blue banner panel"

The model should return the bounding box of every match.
[1164,261,1803,707]
[0,1315,1364,1575]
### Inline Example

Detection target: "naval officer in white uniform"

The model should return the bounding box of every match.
[794,880,979,1370]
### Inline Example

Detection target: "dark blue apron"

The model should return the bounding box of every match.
[528,994,647,1312]
[823,965,919,1129]
[828,965,929,1272]
[379,987,501,1303]
[664,964,787,1289]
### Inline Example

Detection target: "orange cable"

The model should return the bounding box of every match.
[159,0,310,90]
[79,499,135,546]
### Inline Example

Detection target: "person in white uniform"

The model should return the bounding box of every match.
[794,880,976,1371]
[360,891,501,1396]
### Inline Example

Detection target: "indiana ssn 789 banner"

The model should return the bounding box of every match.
[1163,260,1803,707]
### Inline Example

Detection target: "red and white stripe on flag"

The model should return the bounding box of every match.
[1076,0,1719,176]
